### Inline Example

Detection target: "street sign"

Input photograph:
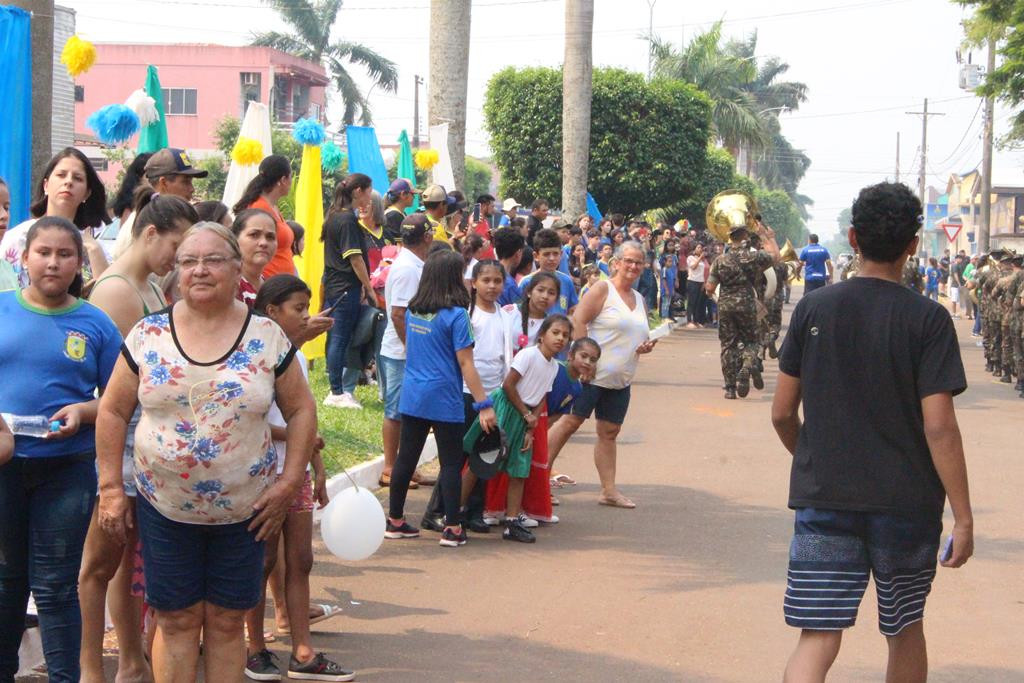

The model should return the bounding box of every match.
[940,222,962,243]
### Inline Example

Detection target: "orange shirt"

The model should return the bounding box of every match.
[251,196,296,278]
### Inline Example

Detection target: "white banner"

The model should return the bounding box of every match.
[221,102,273,210]
[429,122,456,191]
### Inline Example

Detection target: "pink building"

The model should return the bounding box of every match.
[74,43,328,173]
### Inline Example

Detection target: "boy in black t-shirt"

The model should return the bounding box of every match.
[772,182,973,682]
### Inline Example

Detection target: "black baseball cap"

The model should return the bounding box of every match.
[400,213,431,240]
[145,148,208,179]
[467,425,508,481]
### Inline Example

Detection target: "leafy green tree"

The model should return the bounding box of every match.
[754,188,806,246]
[192,155,229,201]
[484,67,712,215]
[463,158,494,203]
[252,0,398,126]
[648,146,734,229]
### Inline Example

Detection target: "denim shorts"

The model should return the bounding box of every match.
[136,495,265,611]
[784,507,941,636]
[570,383,631,425]
[378,355,406,421]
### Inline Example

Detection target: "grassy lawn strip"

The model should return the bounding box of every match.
[308,367,383,477]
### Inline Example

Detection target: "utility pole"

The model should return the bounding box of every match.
[895,131,900,183]
[646,0,657,80]
[906,98,944,209]
[979,38,996,252]
[412,74,423,148]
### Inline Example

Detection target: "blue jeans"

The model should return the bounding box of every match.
[324,289,362,395]
[0,455,96,682]
[973,310,981,335]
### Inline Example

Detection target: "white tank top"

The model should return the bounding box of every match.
[588,282,649,390]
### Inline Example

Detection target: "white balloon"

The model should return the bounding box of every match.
[320,486,386,561]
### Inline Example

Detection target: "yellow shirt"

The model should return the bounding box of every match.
[428,214,451,244]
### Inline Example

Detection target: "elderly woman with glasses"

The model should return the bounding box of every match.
[95,222,316,683]
[545,241,658,509]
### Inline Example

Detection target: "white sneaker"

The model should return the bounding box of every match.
[516,513,539,528]
[323,392,362,409]
[526,513,559,524]
[482,515,502,526]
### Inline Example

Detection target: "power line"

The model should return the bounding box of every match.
[783,95,972,121]
[931,99,982,167]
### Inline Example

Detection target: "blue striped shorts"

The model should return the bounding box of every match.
[784,508,941,636]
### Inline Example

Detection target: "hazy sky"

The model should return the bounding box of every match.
[72,0,1024,237]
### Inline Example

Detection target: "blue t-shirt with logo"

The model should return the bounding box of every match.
[926,267,940,291]
[519,269,579,315]
[799,244,831,282]
[399,306,475,423]
[0,290,122,458]
[498,274,522,306]
[546,361,583,416]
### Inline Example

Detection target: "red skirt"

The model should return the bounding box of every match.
[483,411,554,521]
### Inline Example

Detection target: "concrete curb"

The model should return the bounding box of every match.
[314,434,437,522]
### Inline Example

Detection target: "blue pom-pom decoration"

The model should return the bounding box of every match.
[320,141,345,172]
[86,104,141,145]
[292,117,326,146]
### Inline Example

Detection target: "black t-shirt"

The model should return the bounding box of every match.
[527,215,544,246]
[778,277,967,518]
[323,209,365,300]
[383,206,405,244]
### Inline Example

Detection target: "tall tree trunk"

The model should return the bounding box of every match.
[562,0,594,218]
[428,0,471,190]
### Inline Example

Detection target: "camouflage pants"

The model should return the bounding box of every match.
[1012,315,1024,377]
[719,309,758,387]
[766,301,783,344]
[1000,316,1013,371]
[989,312,1003,366]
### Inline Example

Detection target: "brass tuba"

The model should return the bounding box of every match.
[705,190,759,243]
[779,239,801,281]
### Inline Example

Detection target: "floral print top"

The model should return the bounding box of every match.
[122,307,296,524]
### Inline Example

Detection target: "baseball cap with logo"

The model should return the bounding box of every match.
[144,148,209,180]
[388,178,421,195]
[421,184,450,204]
[400,213,431,241]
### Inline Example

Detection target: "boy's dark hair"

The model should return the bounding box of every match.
[408,249,471,314]
[476,194,495,205]
[429,240,453,255]
[254,274,311,314]
[809,233,819,243]
[515,246,534,277]
[610,213,625,227]
[286,220,305,255]
[533,228,561,251]
[568,226,583,236]
[520,271,560,333]
[535,313,572,343]
[510,216,527,230]
[493,228,525,260]
[531,199,548,211]
[851,182,922,263]
[570,336,601,357]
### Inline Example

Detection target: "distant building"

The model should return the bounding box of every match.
[74,43,328,176]
[942,171,1024,254]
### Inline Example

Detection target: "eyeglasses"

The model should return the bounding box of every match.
[621,258,645,267]
[176,254,236,271]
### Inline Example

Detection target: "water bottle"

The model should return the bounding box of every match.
[0,413,60,438]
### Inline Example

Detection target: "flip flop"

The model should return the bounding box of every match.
[263,631,276,643]
[378,473,417,489]
[309,604,342,627]
[598,495,636,509]
[412,472,437,486]
[550,473,576,487]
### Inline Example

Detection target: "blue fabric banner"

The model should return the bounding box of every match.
[586,192,602,221]
[0,7,32,225]
[345,126,389,196]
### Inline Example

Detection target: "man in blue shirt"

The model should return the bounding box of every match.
[798,233,833,294]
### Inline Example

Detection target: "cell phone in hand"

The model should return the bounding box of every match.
[473,203,480,223]
[940,535,954,562]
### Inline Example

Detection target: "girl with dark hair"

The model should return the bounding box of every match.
[0,148,110,288]
[515,271,559,345]
[110,152,153,223]
[385,250,497,548]
[194,200,232,227]
[0,216,122,682]
[322,173,376,410]
[287,220,305,256]
[234,155,295,279]
[231,208,278,308]
[78,192,197,683]
[461,233,485,289]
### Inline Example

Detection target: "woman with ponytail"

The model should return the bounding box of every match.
[234,155,294,278]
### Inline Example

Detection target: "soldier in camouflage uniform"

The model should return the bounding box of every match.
[994,253,1019,383]
[841,254,862,281]
[982,251,1010,375]
[705,224,780,399]
[900,257,925,292]
[749,233,770,360]
[1007,254,1024,393]
[766,261,789,359]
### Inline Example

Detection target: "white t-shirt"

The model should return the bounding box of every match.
[269,349,309,474]
[463,306,506,395]
[686,254,706,282]
[463,258,478,281]
[509,345,558,407]
[380,248,424,360]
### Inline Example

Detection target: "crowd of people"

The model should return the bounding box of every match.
[0,147,675,682]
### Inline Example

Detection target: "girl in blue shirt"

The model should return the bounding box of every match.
[925,257,940,301]
[0,217,122,682]
[386,250,497,548]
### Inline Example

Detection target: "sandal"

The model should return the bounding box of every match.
[412,471,436,486]
[598,495,636,509]
[308,603,342,628]
[550,473,576,487]
[378,473,417,489]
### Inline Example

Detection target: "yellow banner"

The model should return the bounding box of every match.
[295,144,326,360]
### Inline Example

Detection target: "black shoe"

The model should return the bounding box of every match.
[737,368,750,398]
[466,517,491,534]
[985,361,993,372]
[245,649,282,681]
[768,340,778,359]
[502,518,536,543]
[1000,371,1012,383]
[439,526,468,547]
[724,387,737,400]
[419,515,445,533]
[384,520,420,539]
[751,366,764,390]
[288,652,355,681]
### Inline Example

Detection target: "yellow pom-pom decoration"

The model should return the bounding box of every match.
[414,148,440,171]
[231,137,264,166]
[60,35,96,78]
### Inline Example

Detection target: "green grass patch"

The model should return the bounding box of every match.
[308,368,384,477]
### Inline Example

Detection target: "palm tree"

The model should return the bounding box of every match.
[428,0,472,189]
[562,0,594,218]
[252,0,398,126]
[650,22,767,158]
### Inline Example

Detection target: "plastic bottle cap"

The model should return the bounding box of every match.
[49,420,62,433]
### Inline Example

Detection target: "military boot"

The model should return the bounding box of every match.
[737,367,751,398]
[724,386,737,400]
[1000,367,1013,383]
[985,361,994,373]
[768,340,778,359]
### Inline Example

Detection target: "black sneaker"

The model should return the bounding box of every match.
[288,652,355,681]
[245,649,282,681]
[419,515,445,533]
[384,520,419,539]
[465,517,491,534]
[439,527,468,547]
[503,518,536,543]
[736,368,750,398]
[751,366,764,390]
